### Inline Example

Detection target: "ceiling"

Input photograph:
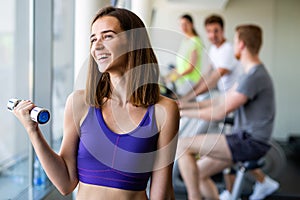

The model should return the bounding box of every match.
[166,0,230,10]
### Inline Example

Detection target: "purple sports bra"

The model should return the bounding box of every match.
[77,105,159,191]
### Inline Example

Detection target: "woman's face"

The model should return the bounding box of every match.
[180,18,193,35]
[90,16,128,73]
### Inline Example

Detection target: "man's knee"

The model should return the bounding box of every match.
[176,138,194,156]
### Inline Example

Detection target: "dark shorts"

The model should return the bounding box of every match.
[226,131,271,163]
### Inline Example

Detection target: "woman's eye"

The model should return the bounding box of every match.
[103,34,114,41]
[91,38,96,43]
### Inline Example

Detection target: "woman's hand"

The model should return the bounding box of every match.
[165,70,180,83]
[13,100,38,132]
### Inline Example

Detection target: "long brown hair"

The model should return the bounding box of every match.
[85,6,160,108]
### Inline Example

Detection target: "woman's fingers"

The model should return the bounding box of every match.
[12,100,38,129]
[14,100,35,113]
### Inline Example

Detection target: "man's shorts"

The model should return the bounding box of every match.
[226,131,271,163]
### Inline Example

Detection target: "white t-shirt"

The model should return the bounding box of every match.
[208,41,242,93]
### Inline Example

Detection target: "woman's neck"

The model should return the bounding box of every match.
[185,32,195,38]
[109,73,129,107]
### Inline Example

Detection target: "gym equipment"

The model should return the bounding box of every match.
[7,98,50,124]
[231,158,265,200]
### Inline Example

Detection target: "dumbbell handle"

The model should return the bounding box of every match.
[7,98,50,124]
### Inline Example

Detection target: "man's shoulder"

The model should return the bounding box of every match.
[220,41,233,50]
[210,41,233,53]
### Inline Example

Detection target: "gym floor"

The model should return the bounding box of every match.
[264,139,300,200]
[174,139,300,200]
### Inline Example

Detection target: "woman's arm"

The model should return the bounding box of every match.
[178,49,198,77]
[150,96,180,200]
[179,65,213,102]
[13,91,85,195]
[166,50,199,83]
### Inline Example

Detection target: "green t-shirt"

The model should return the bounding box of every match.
[176,36,203,83]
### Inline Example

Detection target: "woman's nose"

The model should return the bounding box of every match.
[95,42,105,50]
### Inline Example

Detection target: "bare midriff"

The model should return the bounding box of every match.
[76,182,148,200]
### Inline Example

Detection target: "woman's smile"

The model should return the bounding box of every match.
[96,53,112,63]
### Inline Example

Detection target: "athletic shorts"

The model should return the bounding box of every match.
[226,131,271,163]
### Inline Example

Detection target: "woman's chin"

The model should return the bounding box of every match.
[97,62,111,73]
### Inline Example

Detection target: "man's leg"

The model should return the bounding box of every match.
[178,150,202,200]
[222,169,236,192]
[250,169,265,182]
[179,117,210,138]
[177,134,232,160]
[177,134,233,199]
[197,157,232,199]
[249,169,279,200]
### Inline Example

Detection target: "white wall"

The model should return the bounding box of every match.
[272,0,300,140]
[151,0,300,140]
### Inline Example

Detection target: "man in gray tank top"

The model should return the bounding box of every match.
[176,24,279,200]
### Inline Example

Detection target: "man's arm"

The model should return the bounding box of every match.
[180,88,248,121]
[194,67,229,95]
[179,65,213,102]
[178,98,212,110]
[180,67,229,102]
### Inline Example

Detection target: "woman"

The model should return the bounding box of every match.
[167,14,203,96]
[13,6,179,200]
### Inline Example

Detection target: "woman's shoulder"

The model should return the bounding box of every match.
[191,36,202,45]
[155,96,179,121]
[156,95,178,109]
[154,96,179,136]
[64,90,90,126]
[67,89,84,103]
[66,90,89,113]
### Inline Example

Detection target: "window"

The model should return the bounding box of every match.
[52,0,75,148]
[0,0,31,198]
[0,0,74,199]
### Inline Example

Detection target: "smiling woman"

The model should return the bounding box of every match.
[11,6,179,200]
[89,16,127,73]
[86,7,162,108]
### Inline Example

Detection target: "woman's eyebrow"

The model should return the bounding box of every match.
[101,30,117,34]
[90,30,118,39]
